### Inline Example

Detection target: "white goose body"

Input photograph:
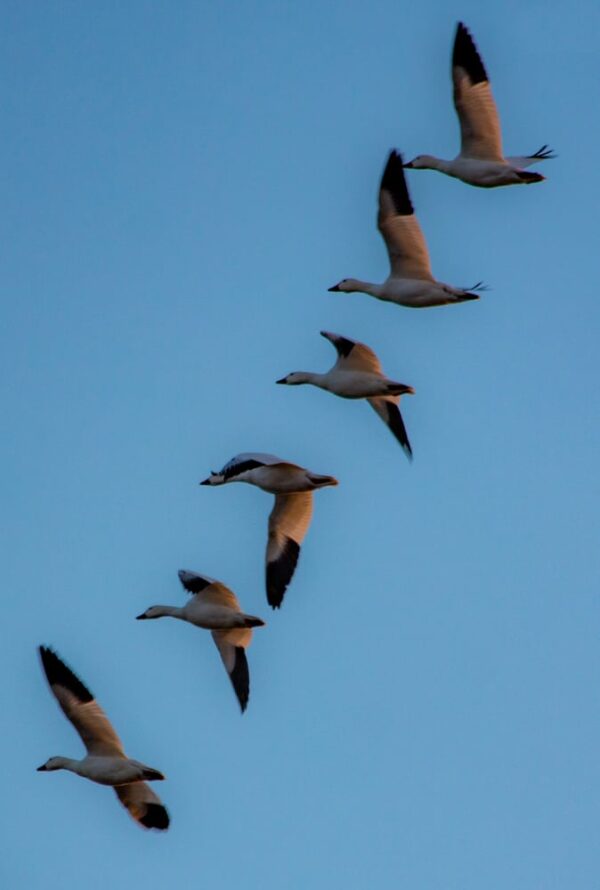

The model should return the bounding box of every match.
[201,453,338,609]
[329,151,482,308]
[277,331,415,461]
[37,647,169,831]
[405,23,555,188]
[137,571,265,712]
[47,755,162,786]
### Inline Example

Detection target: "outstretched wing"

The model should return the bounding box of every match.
[452,22,503,161]
[320,331,383,375]
[39,647,125,757]
[211,630,252,712]
[178,570,241,612]
[368,398,413,460]
[266,491,313,609]
[114,783,170,831]
[378,151,433,281]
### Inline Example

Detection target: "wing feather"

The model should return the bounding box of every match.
[266,492,313,608]
[211,633,251,712]
[378,152,433,281]
[321,331,383,375]
[114,783,170,830]
[39,647,125,757]
[178,571,241,611]
[368,398,413,460]
[452,23,503,160]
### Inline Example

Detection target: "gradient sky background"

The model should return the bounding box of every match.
[3,1,600,888]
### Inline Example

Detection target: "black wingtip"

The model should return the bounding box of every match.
[382,403,413,461]
[266,537,300,609]
[230,647,250,713]
[380,150,414,217]
[321,330,354,358]
[453,21,488,84]
[38,646,93,703]
[177,570,211,594]
[139,804,170,831]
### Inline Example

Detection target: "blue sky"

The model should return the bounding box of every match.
[3,1,600,888]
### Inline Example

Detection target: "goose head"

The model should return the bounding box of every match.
[37,756,68,772]
[199,471,224,486]
[276,372,312,386]
[136,606,164,620]
[328,278,361,293]
[404,154,437,170]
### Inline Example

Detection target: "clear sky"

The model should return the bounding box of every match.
[3,1,600,888]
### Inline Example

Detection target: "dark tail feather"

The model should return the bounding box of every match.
[142,768,165,782]
[244,616,265,628]
[517,170,545,183]
[307,473,338,488]
[529,145,556,160]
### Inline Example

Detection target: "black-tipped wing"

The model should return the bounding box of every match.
[378,151,433,281]
[178,570,214,594]
[211,632,251,712]
[452,23,503,160]
[178,570,241,610]
[114,783,170,831]
[453,21,488,84]
[39,647,125,757]
[266,492,313,608]
[321,331,383,375]
[368,398,413,460]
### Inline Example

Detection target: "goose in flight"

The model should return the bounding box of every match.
[37,646,169,831]
[137,570,265,712]
[328,150,483,307]
[404,22,555,187]
[201,454,338,609]
[277,331,415,459]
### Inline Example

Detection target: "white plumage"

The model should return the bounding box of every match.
[137,570,265,712]
[405,22,555,187]
[201,453,338,609]
[277,331,415,459]
[328,151,483,307]
[37,646,169,831]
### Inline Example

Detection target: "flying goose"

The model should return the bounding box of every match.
[37,646,169,831]
[137,570,265,712]
[201,453,338,609]
[405,22,555,187]
[328,150,484,307]
[277,331,415,458]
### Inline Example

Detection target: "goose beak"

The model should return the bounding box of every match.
[327,284,341,292]
[136,613,148,620]
[276,377,287,384]
[403,161,414,168]
[36,764,48,771]
[199,477,211,485]
[403,386,416,396]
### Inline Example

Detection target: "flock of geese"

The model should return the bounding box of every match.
[37,23,553,832]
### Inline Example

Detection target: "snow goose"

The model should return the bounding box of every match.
[201,453,338,609]
[405,22,555,187]
[328,150,484,307]
[277,331,415,459]
[137,570,265,712]
[37,646,169,831]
